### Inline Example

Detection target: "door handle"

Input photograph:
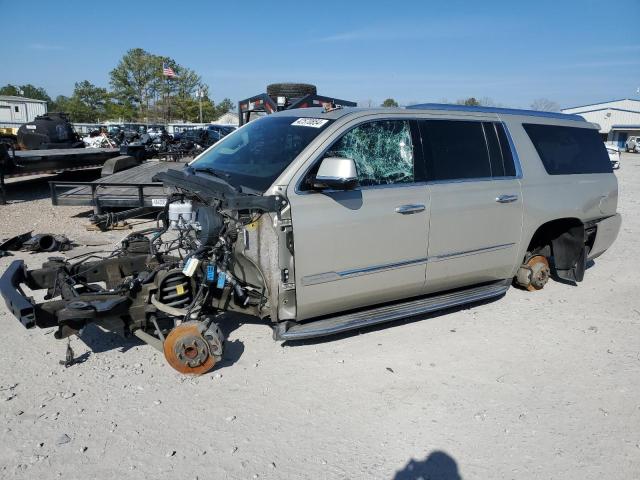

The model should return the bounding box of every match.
[395,204,426,214]
[496,194,518,203]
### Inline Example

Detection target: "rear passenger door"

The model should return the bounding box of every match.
[419,119,523,292]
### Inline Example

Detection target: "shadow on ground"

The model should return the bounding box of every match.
[393,451,462,480]
[73,313,252,373]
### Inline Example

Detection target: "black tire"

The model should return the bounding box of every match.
[267,83,317,99]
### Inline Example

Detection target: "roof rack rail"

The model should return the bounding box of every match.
[406,103,585,122]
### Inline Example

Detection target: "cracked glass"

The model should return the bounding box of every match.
[327,120,414,186]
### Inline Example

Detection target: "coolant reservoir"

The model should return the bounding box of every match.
[168,200,193,229]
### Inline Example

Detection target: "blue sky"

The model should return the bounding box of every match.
[1,0,638,109]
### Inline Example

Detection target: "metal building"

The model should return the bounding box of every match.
[561,98,640,147]
[0,95,48,129]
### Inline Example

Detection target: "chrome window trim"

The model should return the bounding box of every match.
[293,118,523,194]
[499,121,524,178]
[302,243,516,286]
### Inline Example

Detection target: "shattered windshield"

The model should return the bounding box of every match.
[192,116,333,191]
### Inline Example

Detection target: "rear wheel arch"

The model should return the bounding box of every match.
[525,217,588,283]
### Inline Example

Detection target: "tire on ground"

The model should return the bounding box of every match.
[266,83,317,99]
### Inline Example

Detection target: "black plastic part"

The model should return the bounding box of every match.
[0,260,36,328]
[153,169,284,212]
[194,206,224,246]
[551,224,585,283]
[0,231,32,252]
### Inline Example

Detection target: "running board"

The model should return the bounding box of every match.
[278,281,510,341]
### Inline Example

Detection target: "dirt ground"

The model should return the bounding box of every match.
[0,155,638,480]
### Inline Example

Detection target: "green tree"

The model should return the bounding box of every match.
[109,48,163,120]
[51,81,111,122]
[381,98,399,107]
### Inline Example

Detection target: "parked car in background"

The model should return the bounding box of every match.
[206,124,236,142]
[625,136,639,152]
[606,144,621,169]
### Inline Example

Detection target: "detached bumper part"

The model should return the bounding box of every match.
[0,260,36,328]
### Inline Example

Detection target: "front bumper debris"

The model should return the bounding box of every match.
[0,260,36,328]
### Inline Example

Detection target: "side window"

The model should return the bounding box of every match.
[420,120,491,181]
[495,123,517,176]
[483,122,517,177]
[523,123,612,175]
[327,120,414,186]
[483,122,505,177]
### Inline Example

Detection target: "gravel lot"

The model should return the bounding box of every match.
[0,154,638,479]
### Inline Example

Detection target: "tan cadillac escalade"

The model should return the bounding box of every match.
[1,104,621,374]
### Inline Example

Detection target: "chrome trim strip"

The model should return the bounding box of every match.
[302,257,429,286]
[406,103,586,122]
[500,121,524,178]
[302,242,516,286]
[429,242,515,262]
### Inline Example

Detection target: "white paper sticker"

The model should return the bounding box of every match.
[151,198,167,207]
[26,125,37,130]
[182,258,199,277]
[291,118,329,128]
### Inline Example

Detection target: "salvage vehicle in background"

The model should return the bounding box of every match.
[1,104,621,375]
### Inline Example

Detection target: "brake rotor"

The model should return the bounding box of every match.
[163,321,224,375]
[525,255,550,291]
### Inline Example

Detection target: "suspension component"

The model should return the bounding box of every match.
[515,255,550,291]
[157,270,193,308]
[163,321,224,375]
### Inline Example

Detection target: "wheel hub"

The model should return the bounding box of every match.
[526,255,550,291]
[163,321,224,375]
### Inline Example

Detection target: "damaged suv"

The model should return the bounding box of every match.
[1,104,621,374]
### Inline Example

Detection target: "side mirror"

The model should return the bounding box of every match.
[312,157,358,190]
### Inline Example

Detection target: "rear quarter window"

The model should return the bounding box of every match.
[523,123,612,175]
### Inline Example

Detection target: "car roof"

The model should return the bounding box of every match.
[407,103,586,122]
[270,105,586,122]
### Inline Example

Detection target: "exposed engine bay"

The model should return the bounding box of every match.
[1,168,290,375]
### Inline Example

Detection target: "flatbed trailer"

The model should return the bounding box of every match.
[0,146,121,204]
[49,159,187,214]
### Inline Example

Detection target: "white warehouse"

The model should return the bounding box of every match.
[0,95,48,128]
[561,98,640,147]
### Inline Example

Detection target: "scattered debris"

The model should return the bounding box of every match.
[0,231,33,256]
[386,367,394,373]
[22,233,72,252]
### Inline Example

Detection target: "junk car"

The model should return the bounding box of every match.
[1,104,621,374]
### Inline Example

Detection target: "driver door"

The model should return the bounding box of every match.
[287,119,430,320]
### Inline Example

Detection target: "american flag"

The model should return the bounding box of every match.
[162,63,176,78]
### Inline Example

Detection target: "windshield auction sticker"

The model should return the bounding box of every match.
[291,118,329,128]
